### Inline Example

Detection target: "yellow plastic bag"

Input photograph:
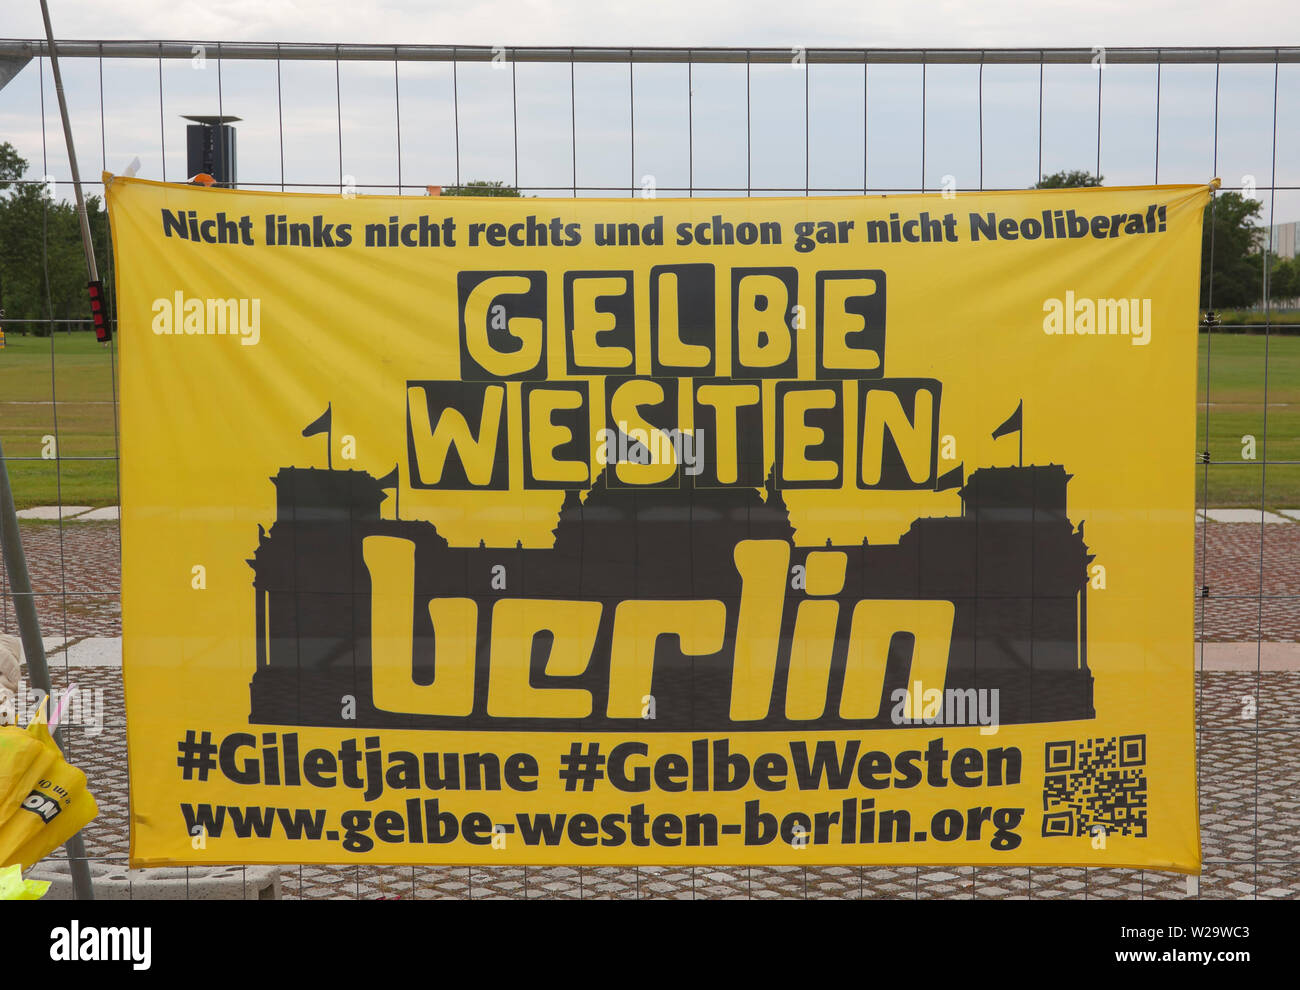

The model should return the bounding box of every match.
[0,715,98,870]
[0,727,53,823]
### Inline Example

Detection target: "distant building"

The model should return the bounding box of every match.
[1257,220,1299,260]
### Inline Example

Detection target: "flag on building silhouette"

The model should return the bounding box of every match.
[302,403,332,469]
[935,462,964,491]
[992,400,1022,440]
[992,400,1023,466]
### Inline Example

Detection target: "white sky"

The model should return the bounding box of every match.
[3,0,1298,48]
[2,1,1298,224]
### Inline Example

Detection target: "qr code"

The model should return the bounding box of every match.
[1042,735,1148,839]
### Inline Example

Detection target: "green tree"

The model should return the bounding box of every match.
[1034,170,1103,188]
[0,142,25,189]
[442,180,523,197]
[1268,255,1297,304]
[0,140,106,335]
[1201,191,1263,310]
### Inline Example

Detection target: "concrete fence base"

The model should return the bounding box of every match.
[28,861,282,900]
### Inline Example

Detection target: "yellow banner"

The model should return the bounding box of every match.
[107,175,1209,870]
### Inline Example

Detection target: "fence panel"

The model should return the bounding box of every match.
[0,42,1296,899]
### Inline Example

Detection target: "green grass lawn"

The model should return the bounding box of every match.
[0,330,1296,510]
[1196,332,1300,509]
[0,331,120,509]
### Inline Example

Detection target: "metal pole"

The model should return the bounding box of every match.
[0,438,94,898]
[34,0,98,901]
[37,0,98,283]
[2,41,1298,65]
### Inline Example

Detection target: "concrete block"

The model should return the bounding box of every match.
[76,506,119,521]
[14,505,92,520]
[1199,508,1290,524]
[48,635,122,667]
[27,861,282,900]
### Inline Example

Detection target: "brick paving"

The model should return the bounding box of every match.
[2,518,1298,898]
[1195,522,1300,641]
[0,521,120,638]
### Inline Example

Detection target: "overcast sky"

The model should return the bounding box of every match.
[2,2,1298,224]
[3,0,1298,48]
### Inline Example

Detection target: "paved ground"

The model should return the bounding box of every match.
[1,520,121,638]
[3,517,1298,899]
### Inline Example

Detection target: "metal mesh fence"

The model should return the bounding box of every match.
[0,42,1297,899]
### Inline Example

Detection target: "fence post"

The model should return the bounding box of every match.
[0,437,95,900]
